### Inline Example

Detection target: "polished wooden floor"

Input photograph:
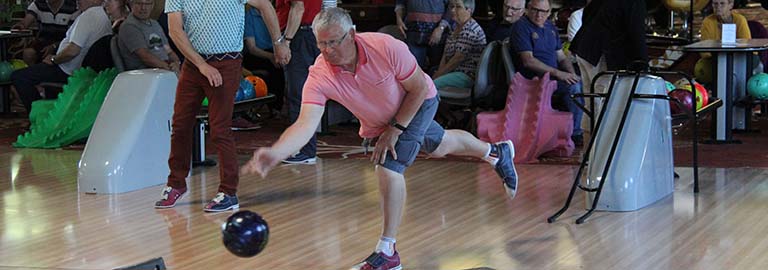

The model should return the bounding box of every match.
[2,146,768,270]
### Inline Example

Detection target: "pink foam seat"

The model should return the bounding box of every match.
[477,72,574,163]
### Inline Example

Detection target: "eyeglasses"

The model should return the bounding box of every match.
[317,32,349,49]
[528,7,551,14]
[505,5,523,12]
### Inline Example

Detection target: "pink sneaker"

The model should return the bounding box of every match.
[154,186,187,208]
[350,249,402,270]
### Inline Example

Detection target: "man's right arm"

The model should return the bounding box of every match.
[12,13,36,29]
[269,103,325,159]
[167,12,206,69]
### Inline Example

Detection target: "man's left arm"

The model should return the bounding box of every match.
[247,0,290,65]
[556,49,580,85]
[44,43,80,65]
[372,66,431,164]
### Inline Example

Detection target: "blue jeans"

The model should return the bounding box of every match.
[380,97,445,174]
[407,42,443,73]
[555,81,584,136]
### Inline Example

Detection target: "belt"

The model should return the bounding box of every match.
[201,52,242,62]
[299,25,312,30]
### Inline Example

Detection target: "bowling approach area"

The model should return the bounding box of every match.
[3,147,768,269]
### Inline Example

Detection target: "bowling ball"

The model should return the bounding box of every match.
[236,79,252,101]
[665,80,676,92]
[694,57,713,83]
[222,210,269,258]
[747,72,768,100]
[244,75,268,98]
[9,59,27,70]
[674,79,709,109]
[669,88,694,114]
[0,61,13,82]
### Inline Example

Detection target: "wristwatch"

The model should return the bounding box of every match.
[390,118,407,131]
[50,56,56,64]
[273,35,286,45]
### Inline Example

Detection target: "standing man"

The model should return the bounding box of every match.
[276,0,322,164]
[488,0,525,42]
[154,0,289,212]
[510,0,584,145]
[571,0,647,131]
[242,8,519,270]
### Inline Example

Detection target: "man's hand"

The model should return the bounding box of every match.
[371,127,402,165]
[41,44,57,56]
[274,42,291,66]
[429,26,444,46]
[42,54,54,65]
[555,71,581,85]
[168,61,180,73]
[241,147,282,178]
[396,19,408,37]
[198,62,222,87]
[11,22,25,30]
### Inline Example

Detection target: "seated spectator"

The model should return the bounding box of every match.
[510,0,584,145]
[117,0,180,71]
[488,0,525,42]
[11,0,80,65]
[243,5,284,113]
[701,0,751,41]
[395,0,450,72]
[103,0,130,32]
[11,0,112,114]
[432,0,486,92]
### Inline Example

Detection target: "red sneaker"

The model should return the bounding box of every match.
[154,186,187,208]
[350,249,402,270]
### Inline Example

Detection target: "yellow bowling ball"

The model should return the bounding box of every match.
[662,0,709,13]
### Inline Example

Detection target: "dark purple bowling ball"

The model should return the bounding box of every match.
[222,210,269,257]
[669,88,694,114]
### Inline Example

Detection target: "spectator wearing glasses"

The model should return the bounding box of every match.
[510,0,584,145]
[489,0,525,42]
[241,8,520,270]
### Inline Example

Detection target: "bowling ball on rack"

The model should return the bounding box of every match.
[674,79,709,110]
[222,210,270,258]
[662,0,709,13]
[0,61,13,82]
[747,72,768,100]
[244,75,268,98]
[669,88,694,114]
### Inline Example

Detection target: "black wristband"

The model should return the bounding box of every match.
[390,119,407,131]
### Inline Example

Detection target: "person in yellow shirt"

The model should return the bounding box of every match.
[701,0,751,41]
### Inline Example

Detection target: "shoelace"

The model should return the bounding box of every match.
[161,186,172,200]
[211,192,226,203]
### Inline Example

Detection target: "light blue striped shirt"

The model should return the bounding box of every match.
[165,0,248,54]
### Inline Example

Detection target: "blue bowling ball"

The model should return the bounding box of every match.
[222,210,269,257]
[237,79,253,101]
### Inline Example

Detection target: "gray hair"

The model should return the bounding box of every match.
[462,0,475,12]
[312,7,355,35]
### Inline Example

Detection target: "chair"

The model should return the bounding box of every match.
[501,38,516,84]
[376,25,405,42]
[110,35,126,72]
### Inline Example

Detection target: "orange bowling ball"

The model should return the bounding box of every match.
[244,75,268,98]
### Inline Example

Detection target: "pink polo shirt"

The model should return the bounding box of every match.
[302,32,438,138]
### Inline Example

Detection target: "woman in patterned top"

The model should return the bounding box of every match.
[432,0,486,94]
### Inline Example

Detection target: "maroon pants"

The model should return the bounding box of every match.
[166,58,242,195]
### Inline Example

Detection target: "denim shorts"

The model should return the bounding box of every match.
[380,97,445,174]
